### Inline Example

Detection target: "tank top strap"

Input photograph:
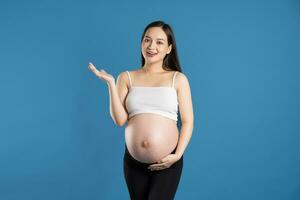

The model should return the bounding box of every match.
[172,71,178,88]
[126,71,132,87]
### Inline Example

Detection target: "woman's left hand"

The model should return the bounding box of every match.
[148,153,181,171]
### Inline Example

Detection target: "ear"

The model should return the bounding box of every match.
[167,44,172,54]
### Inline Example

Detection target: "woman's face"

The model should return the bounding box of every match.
[141,27,172,64]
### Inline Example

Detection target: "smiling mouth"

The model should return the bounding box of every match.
[146,51,158,56]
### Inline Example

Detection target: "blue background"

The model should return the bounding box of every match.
[0,0,299,199]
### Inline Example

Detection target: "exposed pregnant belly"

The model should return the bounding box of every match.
[125,113,179,164]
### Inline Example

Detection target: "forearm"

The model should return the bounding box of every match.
[175,121,194,158]
[107,83,128,126]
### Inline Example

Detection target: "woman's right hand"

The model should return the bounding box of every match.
[88,62,115,86]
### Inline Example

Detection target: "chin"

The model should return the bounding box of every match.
[145,57,163,63]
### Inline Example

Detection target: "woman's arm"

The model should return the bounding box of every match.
[174,72,194,158]
[88,63,129,127]
[108,71,129,126]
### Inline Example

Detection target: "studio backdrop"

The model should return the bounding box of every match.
[0,0,299,200]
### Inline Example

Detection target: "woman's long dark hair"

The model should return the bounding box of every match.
[140,20,183,128]
[140,20,182,73]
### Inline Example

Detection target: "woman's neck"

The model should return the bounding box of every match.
[142,62,166,74]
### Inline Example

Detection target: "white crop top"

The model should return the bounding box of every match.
[125,70,179,122]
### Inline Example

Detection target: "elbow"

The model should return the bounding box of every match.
[115,116,128,127]
[110,111,128,127]
[116,119,127,127]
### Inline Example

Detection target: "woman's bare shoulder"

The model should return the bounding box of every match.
[175,71,191,91]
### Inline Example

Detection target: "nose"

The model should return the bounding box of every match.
[148,40,156,49]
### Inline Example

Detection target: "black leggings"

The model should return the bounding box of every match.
[123,144,183,200]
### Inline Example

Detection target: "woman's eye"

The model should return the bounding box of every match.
[158,42,163,45]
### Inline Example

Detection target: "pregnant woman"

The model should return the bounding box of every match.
[88,20,194,200]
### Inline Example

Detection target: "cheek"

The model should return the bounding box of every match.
[141,43,148,51]
[160,46,169,53]
[159,50,168,57]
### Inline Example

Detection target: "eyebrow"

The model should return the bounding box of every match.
[144,35,165,41]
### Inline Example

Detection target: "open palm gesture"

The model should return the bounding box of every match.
[88,62,115,85]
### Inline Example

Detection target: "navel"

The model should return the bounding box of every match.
[141,140,150,148]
